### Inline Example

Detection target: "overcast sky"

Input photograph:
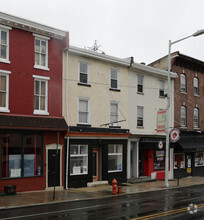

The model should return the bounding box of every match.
[1,0,204,64]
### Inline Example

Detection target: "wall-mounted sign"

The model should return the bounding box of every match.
[157,110,166,132]
[170,128,180,142]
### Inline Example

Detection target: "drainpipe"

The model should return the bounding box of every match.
[66,136,69,189]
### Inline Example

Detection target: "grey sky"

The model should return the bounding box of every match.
[1,0,204,64]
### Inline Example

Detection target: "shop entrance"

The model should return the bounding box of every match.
[139,149,144,176]
[186,153,192,176]
[93,149,99,181]
[48,149,60,187]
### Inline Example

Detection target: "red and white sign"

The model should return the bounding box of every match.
[170,129,180,142]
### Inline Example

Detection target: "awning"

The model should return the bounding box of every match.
[177,139,204,152]
[0,115,68,131]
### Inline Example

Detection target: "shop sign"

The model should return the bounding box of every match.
[170,128,180,142]
[158,141,163,149]
[187,168,191,174]
[157,110,166,132]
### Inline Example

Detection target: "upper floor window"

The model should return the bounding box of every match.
[137,106,144,127]
[0,25,11,63]
[110,102,120,126]
[180,106,186,127]
[137,75,144,93]
[78,97,90,124]
[193,108,199,128]
[110,68,119,90]
[79,61,89,84]
[0,70,10,113]
[159,80,165,97]
[33,75,50,115]
[33,34,50,70]
[180,74,186,93]
[193,78,199,95]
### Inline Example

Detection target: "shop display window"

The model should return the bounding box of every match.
[70,145,88,175]
[2,132,43,178]
[174,153,185,169]
[154,150,165,170]
[108,144,123,172]
[195,152,204,167]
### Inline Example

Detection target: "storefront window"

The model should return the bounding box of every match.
[195,152,204,167]
[70,145,88,175]
[154,150,165,170]
[108,144,123,172]
[2,132,43,178]
[174,153,185,169]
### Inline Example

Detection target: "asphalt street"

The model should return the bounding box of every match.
[1,185,204,219]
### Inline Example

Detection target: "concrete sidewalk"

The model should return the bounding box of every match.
[0,176,204,210]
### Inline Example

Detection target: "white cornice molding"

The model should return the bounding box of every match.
[0,11,67,39]
[68,45,130,67]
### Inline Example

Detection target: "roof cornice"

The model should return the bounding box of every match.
[68,45,130,67]
[0,11,67,40]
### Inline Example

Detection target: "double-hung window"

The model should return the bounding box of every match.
[180,74,186,93]
[0,25,11,63]
[78,97,90,124]
[159,80,165,97]
[110,68,119,90]
[180,106,186,127]
[0,70,10,112]
[193,108,199,128]
[33,34,49,70]
[110,102,119,126]
[108,144,123,172]
[137,75,144,93]
[137,106,144,127]
[79,61,89,84]
[33,75,50,115]
[70,145,88,175]
[193,78,199,95]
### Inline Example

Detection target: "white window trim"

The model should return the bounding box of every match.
[137,75,144,93]
[110,101,120,126]
[78,61,90,85]
[108,144,123,173]
[110,68,119,90]
[33,75,50,115]
[137,106,144,127]
[0,25,12,64]
[0,70,11,113]
[33,34,50,71]
[78,97,90,125]
[70,145,88,176]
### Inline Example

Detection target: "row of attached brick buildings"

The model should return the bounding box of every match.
[0,12,203,192]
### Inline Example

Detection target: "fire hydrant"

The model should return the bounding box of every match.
[112,178,118,194]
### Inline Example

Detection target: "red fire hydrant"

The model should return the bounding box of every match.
[112,178,118,194]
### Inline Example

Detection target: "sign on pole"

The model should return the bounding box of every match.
[157,110,166,132]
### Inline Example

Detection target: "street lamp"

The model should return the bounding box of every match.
[165,29,204,188]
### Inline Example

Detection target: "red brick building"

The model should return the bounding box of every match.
[150,51,204,178]
[0,12,68,192]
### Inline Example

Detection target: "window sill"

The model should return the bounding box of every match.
[33,110,49,116]
[181,91,187,95]
[0,59,11,64]
[78,82,91,87]
[108,170,122,173]
[0,108,10,113]
[194,94,199,97]
[77,124,91,127]
[180,126,187,130]
[109,88,121,92]
[159,96,166,99]
[109,126,121,129]
[193,127,200,130]
[137,126,144,129]
[34,65,49,71]
[137,92,144,95]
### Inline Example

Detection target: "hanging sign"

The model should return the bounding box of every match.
[170,128,180,142]
[158,141,163,149]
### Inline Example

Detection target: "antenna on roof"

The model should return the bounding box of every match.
[85,40,105,54]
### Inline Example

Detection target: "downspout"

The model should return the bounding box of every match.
[66,136,69,189]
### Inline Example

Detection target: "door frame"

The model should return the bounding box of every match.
[93,149,99,181]
[46,144,63,190]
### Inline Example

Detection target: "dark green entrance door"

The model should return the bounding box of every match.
[48,150,60,187]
